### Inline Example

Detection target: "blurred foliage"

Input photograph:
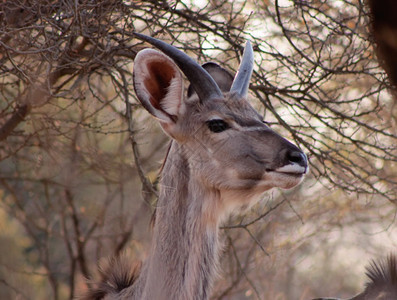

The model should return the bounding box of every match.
[0,0,396,299]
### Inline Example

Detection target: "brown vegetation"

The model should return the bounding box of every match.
[0,1,396,299]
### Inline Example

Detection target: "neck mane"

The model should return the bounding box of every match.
[131,141,222,300]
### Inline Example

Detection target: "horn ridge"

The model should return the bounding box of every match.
[230,41,254,97]
[133,33,223,101]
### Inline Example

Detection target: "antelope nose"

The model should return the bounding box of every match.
[286,150,308,168]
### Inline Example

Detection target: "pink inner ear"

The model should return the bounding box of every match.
[144,61,176,110]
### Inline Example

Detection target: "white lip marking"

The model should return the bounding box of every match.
[275,163,306,174]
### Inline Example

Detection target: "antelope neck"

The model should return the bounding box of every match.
[140,142,221,300]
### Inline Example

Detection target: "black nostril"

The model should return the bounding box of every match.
[287,150,307,167]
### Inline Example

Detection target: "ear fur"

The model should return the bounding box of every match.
[133,49,185,127]
[187,62,234,98]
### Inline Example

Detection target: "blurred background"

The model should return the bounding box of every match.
[0,0,396,299]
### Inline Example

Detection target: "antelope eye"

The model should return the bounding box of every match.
[206,119,230,133]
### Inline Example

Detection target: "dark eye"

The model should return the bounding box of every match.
[206,119,230,133]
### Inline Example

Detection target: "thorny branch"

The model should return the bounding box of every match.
[0,0,396,299]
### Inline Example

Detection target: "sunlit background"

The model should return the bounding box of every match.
[0,0,396,299]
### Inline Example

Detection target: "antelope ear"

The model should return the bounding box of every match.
[133,49,185,131]
[187,62,234,97]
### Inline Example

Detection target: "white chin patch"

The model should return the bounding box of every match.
[274,163,307,174]
[260,163,308,190]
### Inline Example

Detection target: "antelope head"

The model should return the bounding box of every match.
[133,34,308,214]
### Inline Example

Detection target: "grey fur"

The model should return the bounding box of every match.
[314,254,397,300]
[84,35,308,300]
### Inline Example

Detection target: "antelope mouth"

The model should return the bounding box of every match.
[269,164,308,177]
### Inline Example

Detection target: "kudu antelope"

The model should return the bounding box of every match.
[314,254,397,300]
[84,34,308,299]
